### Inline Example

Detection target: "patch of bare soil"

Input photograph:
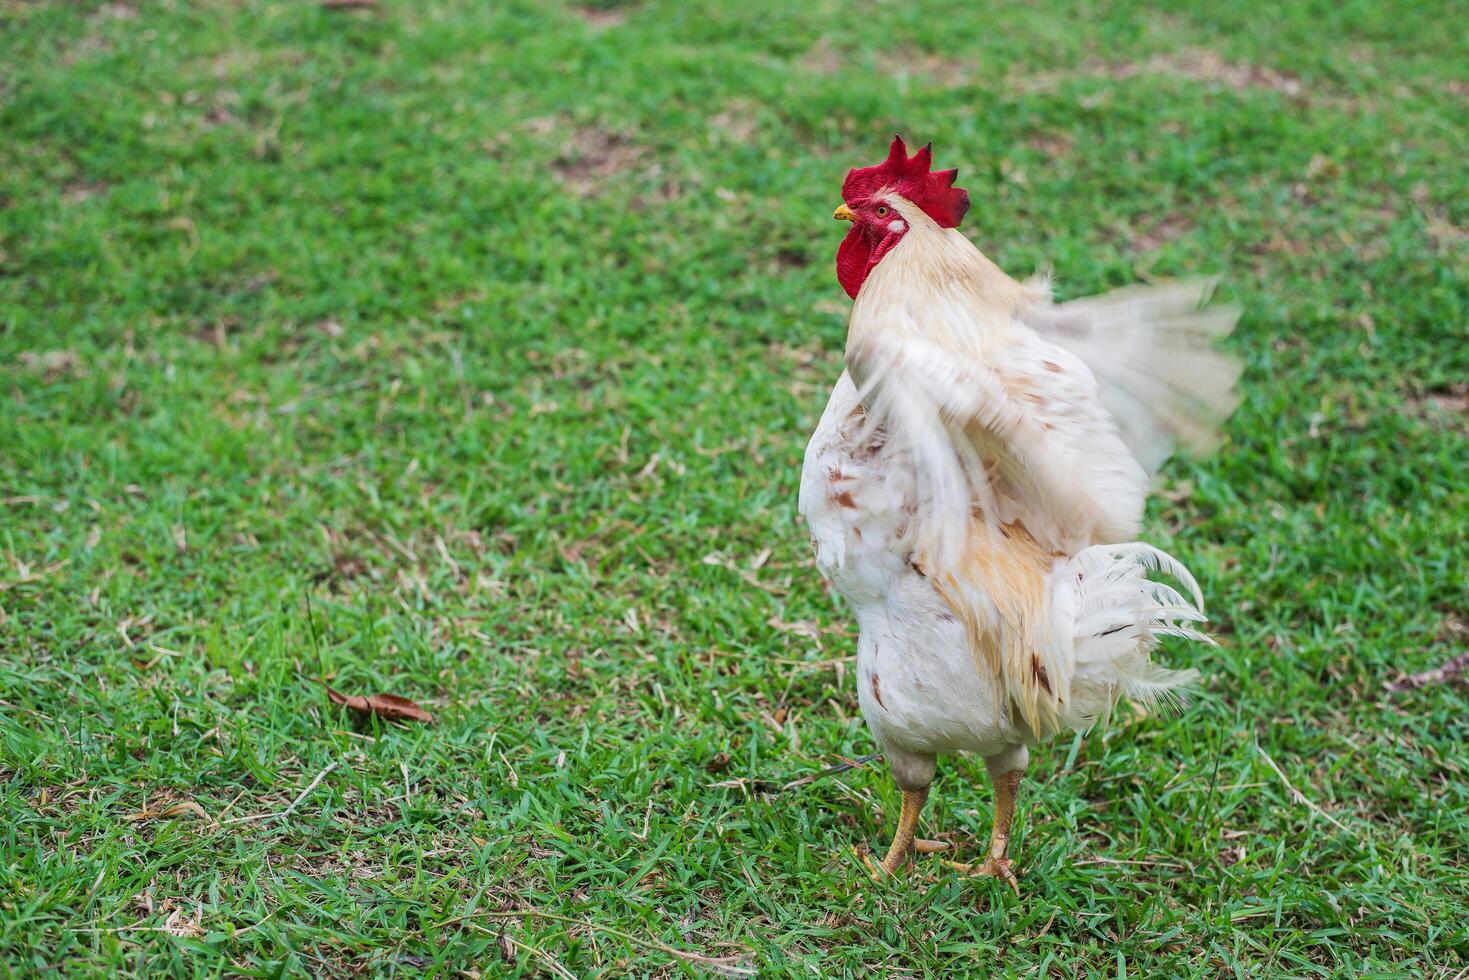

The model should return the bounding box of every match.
[799,37,843,75]
[544,125,682,206]
[1407,383,1468,428]
[19,350,86,381]
[709,99,760,144]
[550,127,648,196]
[572,5,630,30]
[1026,130,1076,158]
[874,47,975,88]
[1149,48,1304,96]
[799,40,975,88]
[62,179,108,205]
[1128,212,1197,252]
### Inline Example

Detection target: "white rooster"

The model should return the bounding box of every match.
[800,136,1239,891]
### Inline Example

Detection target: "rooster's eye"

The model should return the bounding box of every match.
[875,206,889,217]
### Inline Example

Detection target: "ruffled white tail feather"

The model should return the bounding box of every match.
[1046,542,1211,732]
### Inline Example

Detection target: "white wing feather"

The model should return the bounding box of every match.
[1019,278,1243,474]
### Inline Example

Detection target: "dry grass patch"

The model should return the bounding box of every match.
[572,5,631,30]
[1016,47,1307,100]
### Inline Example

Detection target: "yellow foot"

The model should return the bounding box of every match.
[947,857,1021,896]
[856,788,933,882]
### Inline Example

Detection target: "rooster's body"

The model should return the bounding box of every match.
[800,137,1239,887]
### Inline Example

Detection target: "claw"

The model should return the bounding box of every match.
[856,844,902,880]
[946,857,1021,896]
[858,848,886,880]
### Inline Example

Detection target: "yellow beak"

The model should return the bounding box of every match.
[833,203,857,222]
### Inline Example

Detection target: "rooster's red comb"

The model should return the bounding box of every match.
[841,135,970,229]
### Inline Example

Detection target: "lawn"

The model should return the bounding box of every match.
[2,0,1466,975]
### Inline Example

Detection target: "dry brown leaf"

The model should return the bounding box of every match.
[326,686,435,723]
[765,616,825,640]
[1386,652,1469,693]
[163,906,205,939]
[125,800,216,825]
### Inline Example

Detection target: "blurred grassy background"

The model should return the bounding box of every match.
[1,0,1466,974]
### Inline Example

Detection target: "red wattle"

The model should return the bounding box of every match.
[837,226,906,299]
[836,225,871,299]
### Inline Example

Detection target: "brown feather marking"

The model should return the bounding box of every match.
[1031,655,1052,694]
[926,518,1065,736]
[870,672,885,710]
[832,489,857,509]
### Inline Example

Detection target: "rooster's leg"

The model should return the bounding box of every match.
[863,786,929,878]
[951,745,1028,894]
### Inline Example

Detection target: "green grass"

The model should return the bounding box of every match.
[2,0,1466,974]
